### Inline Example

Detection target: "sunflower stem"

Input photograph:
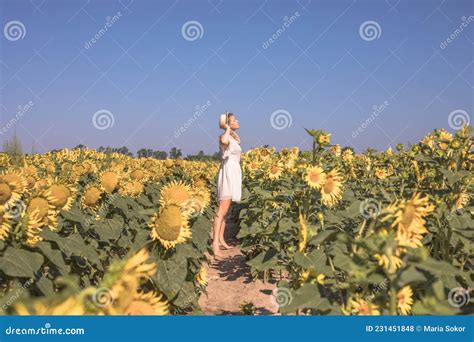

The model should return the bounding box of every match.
[389,280,397,315]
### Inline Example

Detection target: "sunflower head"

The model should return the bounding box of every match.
[130,169,146,181]
[321,168,343,207]
[82,186,103,209]
[101,171,119,193]
[397,286,413,315]
[304,166,326,189]
[45,183,76,211]
[159,180,192,206]
[148,202,192,249]
[348,297,381,315]
[0,208,13,241]
[267,164,283,180]
[124,291,169,315]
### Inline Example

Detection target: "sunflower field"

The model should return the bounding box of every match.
[0,150,217,315]
[0,126,472,316]
[237,126,473,315]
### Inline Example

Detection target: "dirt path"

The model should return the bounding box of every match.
[198,222,279,315]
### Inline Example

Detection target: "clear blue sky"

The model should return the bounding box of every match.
[0,0,472,155]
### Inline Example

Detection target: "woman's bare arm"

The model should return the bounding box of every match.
[220,125,231,145]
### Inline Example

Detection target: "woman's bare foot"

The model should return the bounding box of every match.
[219,239,232,250]
[212,242,223,258]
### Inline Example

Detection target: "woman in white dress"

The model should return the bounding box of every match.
[212,112,242,258]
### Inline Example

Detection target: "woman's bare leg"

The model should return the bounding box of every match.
[212,199,232,258]
[219,217,232,249]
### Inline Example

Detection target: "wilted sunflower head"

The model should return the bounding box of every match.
[148,202,192,249]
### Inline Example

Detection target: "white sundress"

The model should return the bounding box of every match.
[217,134,242,203]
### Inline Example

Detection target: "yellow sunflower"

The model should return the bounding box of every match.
[129,169,148,182]
[397,286,413,315]
[159,180,192,206]
[375,167,389,180]
[330,144,341,156]
[81,185,103,210]
[381,193,434,248]
[321,168,344,207]
[124,291,169,315]
[148,202,192,249]
[0,207,13,241]
[317,132,331,146]
[348,297,381,315]
[304,166,326,189]
[120,180,144,198]
[298,212,308,252]
[342,149,354,162]
[0,182,20,208]
[299,269,325,285]
[455,191,470,210]
[196,265,208,287]
[44,183,76,212]
[0,172,28,195]
[15,296,84,315]
[96,248,157,314]
[100,171,120,194]
[26,196,58,231]
[267,164,283,180]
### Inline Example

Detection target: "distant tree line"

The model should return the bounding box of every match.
[1,133,220,161]
[72,144,219,161]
